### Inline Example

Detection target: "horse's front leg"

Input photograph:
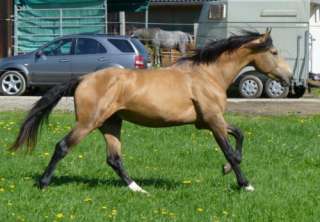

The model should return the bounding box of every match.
[223,125,244,174]
[207,114,254,191]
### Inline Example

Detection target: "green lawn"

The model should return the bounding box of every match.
[0,112,319,222]
[310,88,320,97]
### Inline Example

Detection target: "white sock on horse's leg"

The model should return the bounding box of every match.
[128,181,148,194]
[244,184,255,192]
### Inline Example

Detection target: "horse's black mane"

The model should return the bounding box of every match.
[182,30,273,64]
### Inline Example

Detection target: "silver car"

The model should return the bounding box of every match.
[0,34,148,96]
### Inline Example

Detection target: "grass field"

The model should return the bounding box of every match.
[0,112,319,222]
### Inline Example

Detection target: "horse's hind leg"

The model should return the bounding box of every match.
[100,115,148,194]
[38,125,91,189]
[223,125,244,174]
[207,113,253,191]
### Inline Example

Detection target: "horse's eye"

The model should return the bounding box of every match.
[271,50,278,56]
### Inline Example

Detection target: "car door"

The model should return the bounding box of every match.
[29,38,74,84]
[71,38,111,78]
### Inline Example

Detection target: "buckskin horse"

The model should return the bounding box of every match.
[11,29,292,193]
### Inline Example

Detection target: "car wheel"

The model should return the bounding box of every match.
[264,79,289,98]
[288,85,306,98]
[0,71,27,96]
[238,75,263,98]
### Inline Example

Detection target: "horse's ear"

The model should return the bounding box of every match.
[262,27,272,42]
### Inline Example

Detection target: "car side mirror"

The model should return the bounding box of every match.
[35,50,43,58]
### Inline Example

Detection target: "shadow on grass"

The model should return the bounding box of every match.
[31,174,181,190]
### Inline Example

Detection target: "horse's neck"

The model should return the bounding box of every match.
[203,50,253,90]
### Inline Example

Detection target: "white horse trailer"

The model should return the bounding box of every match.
[197,0,316,98]
[310,1,320,75]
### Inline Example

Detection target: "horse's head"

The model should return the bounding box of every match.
[247,28,292,85]
[186,33,195,51]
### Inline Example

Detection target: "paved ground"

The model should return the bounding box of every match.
[1,96,320,116]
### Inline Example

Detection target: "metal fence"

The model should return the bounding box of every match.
[13,5,107,54]
[12,6,199,66]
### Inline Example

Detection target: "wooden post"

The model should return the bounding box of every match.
[104,0,108,34]
[193,23,199,45]
[145,6,149,29]
[119,11,126,35]
[0,0,13,57]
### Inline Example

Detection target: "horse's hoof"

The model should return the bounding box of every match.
[222,163,232,175]
[243,184,255,192]
[128,181,149,194]
[36,180,49,190]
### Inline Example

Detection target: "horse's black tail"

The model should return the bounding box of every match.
[10,78,81,151]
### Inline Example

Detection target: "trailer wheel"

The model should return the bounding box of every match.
[264,79,289,98]
[288,85,306,98]
[238,75,263,98]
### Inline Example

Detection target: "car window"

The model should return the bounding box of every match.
[75,38,107,55]
[108,39,134,53]
[131,38,148,55]
[42,39,73,56]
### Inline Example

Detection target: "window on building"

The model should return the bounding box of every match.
[208,4,227,20]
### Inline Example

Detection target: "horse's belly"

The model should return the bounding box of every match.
[117,107,196,127]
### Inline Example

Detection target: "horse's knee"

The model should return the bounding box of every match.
[53,139,69,158]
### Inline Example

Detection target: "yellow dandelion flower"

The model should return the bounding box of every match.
[196,208,204,212]
[84,197,92,202]
[9,184,15,189]
[300,119,305,123]
[56,213,64,219]
[78,155,83,159]
[111,208,117,214]
[161,209,167,215]
[44,152,50,156]
[101,206,107,209]
[182,180,192,184]
[0,188,5,192]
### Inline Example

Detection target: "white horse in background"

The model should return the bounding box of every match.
[132,28,194,65]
